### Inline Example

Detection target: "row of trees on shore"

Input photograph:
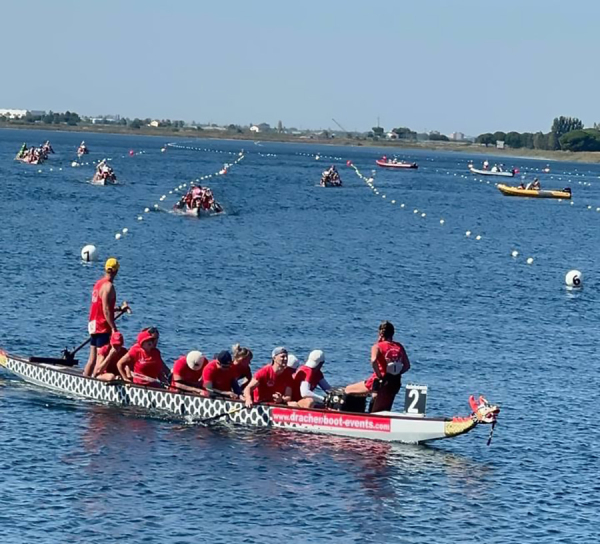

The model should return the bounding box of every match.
[475,117,600,152]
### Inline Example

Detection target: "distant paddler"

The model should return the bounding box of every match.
[83,258,120,377]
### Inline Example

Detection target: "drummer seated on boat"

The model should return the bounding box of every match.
[202,350,242,399]
[170,350,209,394]
[93,331,128,381]
[529,178,541,190]
[243,346,294,408]
[344,321,410,413]
[117,328,170,387]
[289,350,332,409]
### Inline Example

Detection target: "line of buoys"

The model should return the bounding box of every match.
[166,143,243,157]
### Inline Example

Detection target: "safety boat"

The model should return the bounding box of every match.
[468,165,516,177]
[91,172,117,186]
[376,159,418,169]
[497,184,572,199]
[0,349,499,445]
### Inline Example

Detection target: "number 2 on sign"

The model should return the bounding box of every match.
[407,388,420,413]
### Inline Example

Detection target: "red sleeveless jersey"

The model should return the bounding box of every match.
[374,340,407,377]
[88,277,111,334]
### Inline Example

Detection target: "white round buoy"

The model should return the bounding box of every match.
[154,204,159,209]
[115,233,121,240]
[122,228,128,234]
[413,209,418,214]
[400,203,405,208]
[80,244,98,262]
[144,208,150,213]
[466,230,471,237]
[476,235,481,240]
[511,250,519,258]
[391,200,396,204]
[565,269,583,288]
[382,195,386,199]
[526,257,534,265]
[570,201,574,206]
[421,213,426,218]
[440,219,445,225]
[137,216,143,221]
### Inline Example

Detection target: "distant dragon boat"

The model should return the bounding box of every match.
[0,349,499,445]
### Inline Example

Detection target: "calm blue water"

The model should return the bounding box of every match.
[1,128,599,543]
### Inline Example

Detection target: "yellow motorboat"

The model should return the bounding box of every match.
[497,184,572,199]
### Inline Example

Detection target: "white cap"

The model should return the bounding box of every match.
[305,349,325,369]
[186,350,206,370]
[287,353,299,370]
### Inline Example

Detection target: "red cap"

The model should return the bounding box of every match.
[110,331,124,347]
[137,330,155,345]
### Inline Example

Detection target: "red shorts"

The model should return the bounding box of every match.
[364,373,379,391]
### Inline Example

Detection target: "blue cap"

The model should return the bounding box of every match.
[271,346,287,358]
[216,350,232,366]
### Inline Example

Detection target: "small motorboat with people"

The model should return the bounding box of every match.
[173,185,223,216]
[376,156,418,169]
[91,159,117,185]
[497,182,571,199]
[468,161,517,177]
[0,348,500,445]
[320,165,342,187]
[77,141,89,158]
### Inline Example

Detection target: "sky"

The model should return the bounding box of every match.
[2,0,599,135]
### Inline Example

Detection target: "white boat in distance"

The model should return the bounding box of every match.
[468,164,516,177]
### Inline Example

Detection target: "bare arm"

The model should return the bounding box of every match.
[172,380,207,395]
[94,348,117,377]
[371,345,383,378]
[101,283,117,331]
[243,377,260,407]
[204,381,238,399]
[117,353,134,382]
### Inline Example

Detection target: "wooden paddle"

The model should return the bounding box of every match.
[60,301,132,364]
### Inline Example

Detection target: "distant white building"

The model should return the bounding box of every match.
[386,131,398,140]
[250,123,271,133]
[449,132,465,141]
[149,120,160,127]
[0,109,28,119]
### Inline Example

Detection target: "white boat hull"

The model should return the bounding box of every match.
[468,166,514,177]
[0,350,494,444]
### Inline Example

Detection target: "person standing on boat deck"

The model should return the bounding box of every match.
[345,321,410,413]
[84,258,120,377]
[170,350,209,394]
[243,347,294,408]
[231,344,253,390]
[290,350,332,409]
[117,329,170,387]
[202,351,242,399]
[93,331,128,381]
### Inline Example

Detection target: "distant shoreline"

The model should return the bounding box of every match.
[2,122,600,164]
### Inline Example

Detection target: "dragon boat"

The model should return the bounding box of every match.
[0,349,499,445]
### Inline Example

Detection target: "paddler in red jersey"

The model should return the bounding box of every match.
[290,349,332,409]
[84,258,120,377]
[231,344,253,390]
[170,351,208,394]
[243,347,294,408]
[345,321,410,412]
[117,328,170,387]
[93,331,128,381]
[202,350,241,399]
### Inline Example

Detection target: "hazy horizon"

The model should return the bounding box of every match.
[2,0,598,136]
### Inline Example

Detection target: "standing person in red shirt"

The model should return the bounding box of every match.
[231,344,253,390]
[84,258,120,377]
[117,328,170,387]
[345,321,410,412]
[291,350,332,409]
[202,351,241,399]
[93,331,128,381]
[243,347,294,408]
[170,351,209,394]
